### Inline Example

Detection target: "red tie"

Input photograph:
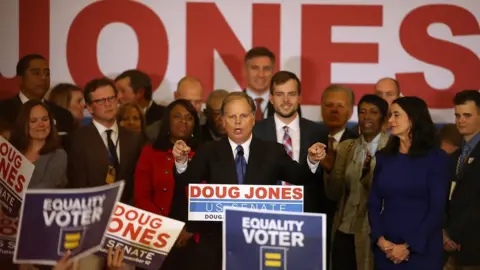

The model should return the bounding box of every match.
[255,98,264,120]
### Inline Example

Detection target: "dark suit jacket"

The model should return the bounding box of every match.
[67,122,142,203]
[252,116,324,212]
[446,145,480,266]
[0,95,74,134]
[145,102,165,126]
[173,137,314,269]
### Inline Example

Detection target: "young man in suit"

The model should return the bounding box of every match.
[115,69,165,126]
[0,54,74,137]
[172,92,326,270]
[444,90,480,270]
[253,70,323,182]
[68,78,142,269]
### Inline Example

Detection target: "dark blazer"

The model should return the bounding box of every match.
[145,102,165,126]
[253,116,324,212]
[174,137,315,270]
[67,122,142,203]
[0,95,74,134]
[446,144,480,266]
[253,116,323,162]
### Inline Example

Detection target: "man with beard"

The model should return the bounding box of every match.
[253,71,323,185]
[201,89,229,142]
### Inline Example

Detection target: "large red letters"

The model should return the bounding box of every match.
[397,4,480,108]
[67,0,168,89]
[186,3,280,97]
[1,2,478,109]
[0,0,49,99]
[301,5,382,104]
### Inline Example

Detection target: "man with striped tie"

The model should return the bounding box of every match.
[253,71,324,183]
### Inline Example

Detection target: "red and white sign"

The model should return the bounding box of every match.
[188,184,304,221]
[100,203,184,269]
[0,137,34,216]
[0,0,479,122]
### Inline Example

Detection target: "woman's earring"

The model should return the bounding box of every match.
[191,133,194,138]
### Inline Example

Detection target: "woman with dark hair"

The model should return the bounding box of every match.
[134,99,201,270]
[10,99,68,189]
[327,94,389,270]
[368,97,450,269]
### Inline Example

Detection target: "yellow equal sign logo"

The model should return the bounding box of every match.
[64,232,81,250]
[261,247,287,270]
[265,252,282,267]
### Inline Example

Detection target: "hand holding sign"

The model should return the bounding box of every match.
[53,251,73,270]
[172,140,191,163]
[307,142,326,164]
[107,247,125,270]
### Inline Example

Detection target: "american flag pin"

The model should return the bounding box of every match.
[468,157,474,164]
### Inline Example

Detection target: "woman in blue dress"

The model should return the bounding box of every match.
[368,96,450,269]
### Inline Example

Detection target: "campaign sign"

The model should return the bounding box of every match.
[188,184,304,221]
[0,215,18,259]
[223,207,326,270]
[13,181,124,265]
[0,137,34,217]
[97,203,185,269]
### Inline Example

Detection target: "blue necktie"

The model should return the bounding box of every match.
[235,145,247,184]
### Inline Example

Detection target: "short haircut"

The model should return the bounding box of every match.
[16,54,46,76]
[269,71,301,95]
[244,47,276,65]
[10,100,60,154]
[322,84,355,108]
[176,76,202,91]
[377,77,401,95]
[83,78,118,104]
[206,89,229,109]
[153,99,201,151]
[437,123,462,148]
[115,69,153,101]
[358,94,389,122]
[453,90,480,109]
[48,83,82,110]
[220,92,256,115]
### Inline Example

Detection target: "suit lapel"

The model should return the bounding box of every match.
[244,138,263,185]
[265,118,277,142]
[458,144,480,180]
[118,128,129,178]
[87,123,110,169]
[299,119,308,162]
[216,139,238,184]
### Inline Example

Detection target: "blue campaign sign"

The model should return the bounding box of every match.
[223,207,326,270]
[13,181,124,265]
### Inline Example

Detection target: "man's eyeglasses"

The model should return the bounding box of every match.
[91,96,117,105]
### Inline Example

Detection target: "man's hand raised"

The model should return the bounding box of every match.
[308,142,327,164]
[172,140,191,164]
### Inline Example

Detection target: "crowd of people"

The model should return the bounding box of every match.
[0,46,478,270]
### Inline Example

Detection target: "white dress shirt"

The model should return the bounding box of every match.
[19,91,45,103]
[274,114,300,162]
[92,120,121,162]
[329,129,346,150]
[143,100,154,114]
[175,135,253,174]
[245,88,270,118]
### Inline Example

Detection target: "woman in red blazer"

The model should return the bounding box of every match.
[134,99,201,270]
